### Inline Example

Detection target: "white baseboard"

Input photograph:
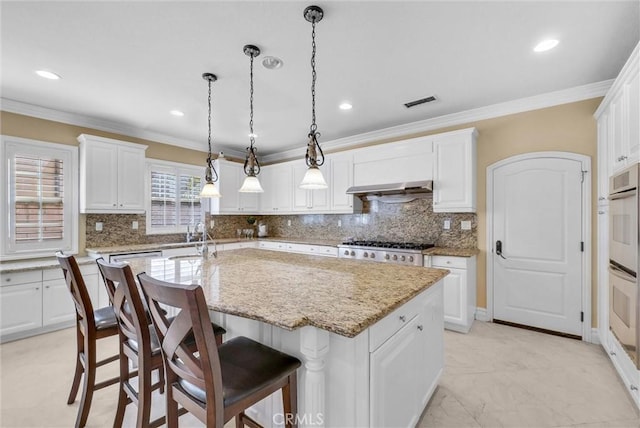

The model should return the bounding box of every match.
[590,328,601,345]
[475,307,490,322]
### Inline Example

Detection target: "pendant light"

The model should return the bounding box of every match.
[239,44,264,193]
[199,73,221,198]
[299,5,328,190]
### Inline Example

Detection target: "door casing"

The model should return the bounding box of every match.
[486,151,592,342]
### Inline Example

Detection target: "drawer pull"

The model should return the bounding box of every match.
[417,325,424,331]
[631,385,638,391]
[399,315,406,322]
[610,351,616,356]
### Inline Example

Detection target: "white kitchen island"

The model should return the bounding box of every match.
[128,249,447,428]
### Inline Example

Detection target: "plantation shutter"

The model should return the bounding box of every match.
[148,166,203,233]
[13,154,64,242]
[150,171,177,227]
[179,174,202,226]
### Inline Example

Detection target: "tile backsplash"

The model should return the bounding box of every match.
[85,197,476,249]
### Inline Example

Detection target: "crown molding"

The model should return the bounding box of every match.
[0,98,247,158]
[262,79,612,163]
[2,79,611,164]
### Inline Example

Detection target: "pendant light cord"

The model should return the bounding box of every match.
[206,77,218,182]
[310,19,317,134]
[249,53,255,147]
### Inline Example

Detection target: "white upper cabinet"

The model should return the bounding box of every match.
[260,163,292,213]
[78,134,147,214]
[328,152,362,213]
[596,41,640,175]
[212,160,260,214]
[292,162,330,212]
[352,135,434,186]
[432,128,478,213]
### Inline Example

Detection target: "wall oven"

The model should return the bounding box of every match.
[609,163,639,368]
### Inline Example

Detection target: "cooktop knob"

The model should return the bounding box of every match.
[344,250,349,256]
[363,252,369,258]
[401,255,406,262]
[409,256,414,262]
[371,253,376,259]
[385,254,390,260]
[350,251,355,256]
[392,255,398,261]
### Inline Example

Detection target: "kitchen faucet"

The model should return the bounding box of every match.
[195,222,217,259]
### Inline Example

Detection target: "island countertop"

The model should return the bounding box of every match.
[126,248,448,338]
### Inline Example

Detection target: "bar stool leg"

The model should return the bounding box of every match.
[67,327,84,405]
[136,358,152,427]
[113,341,128,428]
[282,372,298,428]
[76,338,96,428]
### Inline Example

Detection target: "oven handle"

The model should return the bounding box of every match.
[609,187,636,200]
[609,264,637,283]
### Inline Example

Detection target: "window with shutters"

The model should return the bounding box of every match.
[1,136,78,259]
[146,161,204,234]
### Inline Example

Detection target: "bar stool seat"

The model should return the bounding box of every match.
[93,306,118,330]
[179,336,302,408]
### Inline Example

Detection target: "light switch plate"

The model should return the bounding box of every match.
[132,221,138,230]
[338,219,342,227]
[461,220,472,230]
[443,220,451,230]
[95,222,103,232]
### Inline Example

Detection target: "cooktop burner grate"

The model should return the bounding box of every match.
[341,241,434,250]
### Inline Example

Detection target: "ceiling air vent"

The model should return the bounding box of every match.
[404,95,437,108]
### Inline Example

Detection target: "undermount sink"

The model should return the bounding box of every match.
[167,254,201,261]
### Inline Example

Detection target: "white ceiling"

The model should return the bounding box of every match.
[2,1,639,157]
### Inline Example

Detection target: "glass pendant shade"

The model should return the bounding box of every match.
[239,175,264,193]
[300,165,328,189]
[200,180,221,198]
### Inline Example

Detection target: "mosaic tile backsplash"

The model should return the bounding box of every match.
[85,198,476,249]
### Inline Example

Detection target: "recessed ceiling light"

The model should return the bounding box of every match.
[262,56,283,70]
[35,70,61,80]
[533,39,559,52]
[170,110,185,117]
[339,102,353,110]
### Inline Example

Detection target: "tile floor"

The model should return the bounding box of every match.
[1,321,638,427]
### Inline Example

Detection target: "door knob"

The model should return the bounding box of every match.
[496,240,507,259]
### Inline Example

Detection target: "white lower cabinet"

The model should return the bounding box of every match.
[1,279,43,337]
[425,255,477,333]
[1,264,104,343]
[369,282,444,427]
[258,240,338,257]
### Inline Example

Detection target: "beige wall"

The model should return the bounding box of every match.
[1,99,602,324]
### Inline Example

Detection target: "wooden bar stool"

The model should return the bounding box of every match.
[137,273,301,428]
[97,259,227,428]
[56,253,120,428]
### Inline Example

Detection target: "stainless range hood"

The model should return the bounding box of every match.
[346,180,433,203]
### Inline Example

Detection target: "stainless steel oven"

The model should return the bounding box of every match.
[609,163,639,368]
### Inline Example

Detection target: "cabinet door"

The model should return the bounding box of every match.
[310,163,330,212]
[238,166,260,213]
[258,167,274,213]
[330,154,355,211]
[83,141,119,211]
[42,279,75,326]
[117,146,146,211]
[610,92,628,173]
[271,165,292,212]
[433,135,476,212]
[370,315,420,428]
[416,285,444,413]
[0,283,42,336]
[292,165,311,211]
[218,161,241,213]
[441,267,467,326]
[625,72,640,163]
[597,113,610,204]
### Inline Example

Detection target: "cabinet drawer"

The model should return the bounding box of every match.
[431,256,467,270]
[1,270,42,286]
[369,294,423,352]
[311,246,338,257]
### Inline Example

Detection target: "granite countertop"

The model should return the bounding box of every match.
[125,248,449,338]
[423,247,480,257]
[0,256,98,273]
[85,238,247,256]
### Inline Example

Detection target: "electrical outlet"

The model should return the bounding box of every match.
[338,219,342,227]
[461,220,472,230]
[443,219,451,230]
[132,221,138,230]
[210,220,215,228]
[95,222,103,232]
[287,220,292,227]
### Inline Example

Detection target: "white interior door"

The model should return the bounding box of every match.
[492,157,584,336]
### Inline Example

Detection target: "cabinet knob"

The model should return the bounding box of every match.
[631,385,639,391]
[5,278,10,282]
[35,287,39,290]
[610,351,616,356]
[113,204,117,207]
[598,211,605,215]
[399,315,406,322]
[45,285,50,289]
[434,202,438,205]
[598,197,606,201]
[417,325,424,331]
[621,155,628,160]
